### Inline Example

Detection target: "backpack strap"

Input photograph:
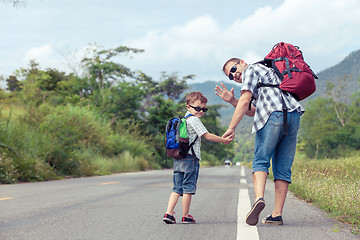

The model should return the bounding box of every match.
[189,135,198,156]
[184,114,199,157]
[248,82,280,111]
[273,57,291,79]
[248,83,289,135]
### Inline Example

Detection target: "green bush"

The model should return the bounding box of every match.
[37,105,160,176]
[91,151,152,173]
[0,118,56,183]
[38,104,111,175]
[200,151,222,167]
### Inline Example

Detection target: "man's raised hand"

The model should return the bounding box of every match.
[215,83,234,103]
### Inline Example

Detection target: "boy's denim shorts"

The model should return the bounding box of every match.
[172,155,200,195]
[252,111,300,183]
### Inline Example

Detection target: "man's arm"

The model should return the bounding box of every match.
[223,90,253,138]
[215,83,255,117]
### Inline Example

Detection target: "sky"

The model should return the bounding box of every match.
[1,0,360,86]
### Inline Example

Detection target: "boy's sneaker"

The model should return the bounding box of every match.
[182,214,196,224]
[246,197,265,226]
[262,215,283,225]
[163,213,176,224]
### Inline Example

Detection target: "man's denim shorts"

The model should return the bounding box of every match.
[252,111,300,183]
[172,155,200,195]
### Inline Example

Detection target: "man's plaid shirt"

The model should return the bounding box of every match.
[241,63,304,134]
[184,111,208,160]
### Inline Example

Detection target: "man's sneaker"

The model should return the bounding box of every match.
[182,214,196,224]
[262,215,283,225]
[246,197,265,226]
[163,213,176,224]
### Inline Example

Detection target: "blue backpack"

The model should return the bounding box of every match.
[165,114,198,159]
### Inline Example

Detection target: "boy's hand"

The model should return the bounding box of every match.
[215,83,234,103]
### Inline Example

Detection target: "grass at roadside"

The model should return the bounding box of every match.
[241,153,360,234]
[290,154,359,234]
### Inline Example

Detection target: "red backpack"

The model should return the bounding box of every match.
[259,42,318,101]
[252,42,318,135]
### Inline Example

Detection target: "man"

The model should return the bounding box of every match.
[216,58,304,225]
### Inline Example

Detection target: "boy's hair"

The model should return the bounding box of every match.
[186,91,208,105]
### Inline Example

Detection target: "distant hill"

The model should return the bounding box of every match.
[188,49,360,130]
[185,81,252,132]
[185,81,240,110]
[312,49,360,99]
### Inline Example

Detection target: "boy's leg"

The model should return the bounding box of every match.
[181,156,199,221]
[167,158,183,215]
[166,192,180,215]
[182,193,191,217]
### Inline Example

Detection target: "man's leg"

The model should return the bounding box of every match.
[271,111,300,217]
[262,111,300,224]
[261,178,289,225]
[248,112,283,225]
[246,171,267,225]
[273,180,289,217]
[253,171,268,201]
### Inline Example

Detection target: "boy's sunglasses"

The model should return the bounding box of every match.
[228,60,240,80]
[189,105,208,112]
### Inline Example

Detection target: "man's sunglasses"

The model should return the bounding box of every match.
[228,60,240,80]
[189,105,208,112]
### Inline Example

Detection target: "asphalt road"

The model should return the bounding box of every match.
[0,166,358,240]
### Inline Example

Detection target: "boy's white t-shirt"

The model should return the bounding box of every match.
[184,111,208,160]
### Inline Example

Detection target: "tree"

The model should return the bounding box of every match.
[6,75,22,92]
[300,97,340,158]
[1,0,25,7]
[300,76,360,158]
[97,82,144,122]
[326,75,355,127]
[80,45,144,117]
[157,72,194,101]
[17,61,52,107]
[134,71,190,121]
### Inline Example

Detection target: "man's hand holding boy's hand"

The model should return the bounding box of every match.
[222,128,235,144]
[223,128,235,141]
[223,134,234,144]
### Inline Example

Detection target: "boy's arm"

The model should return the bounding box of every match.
[202,132,232,144]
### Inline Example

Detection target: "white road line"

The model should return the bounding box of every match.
[237,166,259,240]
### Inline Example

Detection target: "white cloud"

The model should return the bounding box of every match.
[21,44,95,76]
[24,44,54,61]
[4,0,359,83]
[125,15,222,61]
[22,44,65,70]
[122,0,360,77]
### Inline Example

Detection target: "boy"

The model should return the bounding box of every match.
[163,91,232,224]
